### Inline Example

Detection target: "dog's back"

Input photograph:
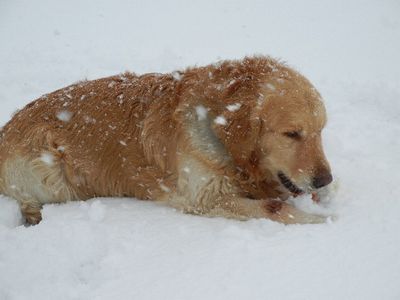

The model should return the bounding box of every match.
[0,72,181,222]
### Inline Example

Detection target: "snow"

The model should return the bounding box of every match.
[226,103,241,112]
[265,83,276,91]
[57,145,65,153]
[172,71,182,81]
[117,94,124,103]
[40,152,55,166]
[214,116,227,125]
[1,1,400,300]
[159,183,171,193]
[56,110,73,122]
[195,105,208,121]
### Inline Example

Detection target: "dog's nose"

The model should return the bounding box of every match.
[312,173,333,189]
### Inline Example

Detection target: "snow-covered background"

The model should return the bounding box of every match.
[1,0,400,299]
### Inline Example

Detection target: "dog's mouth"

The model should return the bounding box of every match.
[278,172,304,195]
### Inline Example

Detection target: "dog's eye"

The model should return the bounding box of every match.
[283,131,301,140]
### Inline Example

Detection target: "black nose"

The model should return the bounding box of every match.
[312,173,333,189]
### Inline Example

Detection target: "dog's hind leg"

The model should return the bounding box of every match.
[20,198,43,225]
[2,153,79,225]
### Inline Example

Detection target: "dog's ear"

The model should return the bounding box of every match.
[212,104,261,169]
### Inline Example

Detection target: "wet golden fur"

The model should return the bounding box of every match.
[0,56,332,224]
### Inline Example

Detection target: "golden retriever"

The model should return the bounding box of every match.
[0,56,332,225]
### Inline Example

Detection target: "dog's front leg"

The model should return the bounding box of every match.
[208,196,327,224]
[170,155,326,224]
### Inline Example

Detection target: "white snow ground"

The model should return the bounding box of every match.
[1,0,400,299]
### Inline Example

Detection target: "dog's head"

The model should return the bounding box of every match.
[213,63,332,196]
[256,76,332,195]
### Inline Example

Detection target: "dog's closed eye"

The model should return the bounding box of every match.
[283,131,301,140]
